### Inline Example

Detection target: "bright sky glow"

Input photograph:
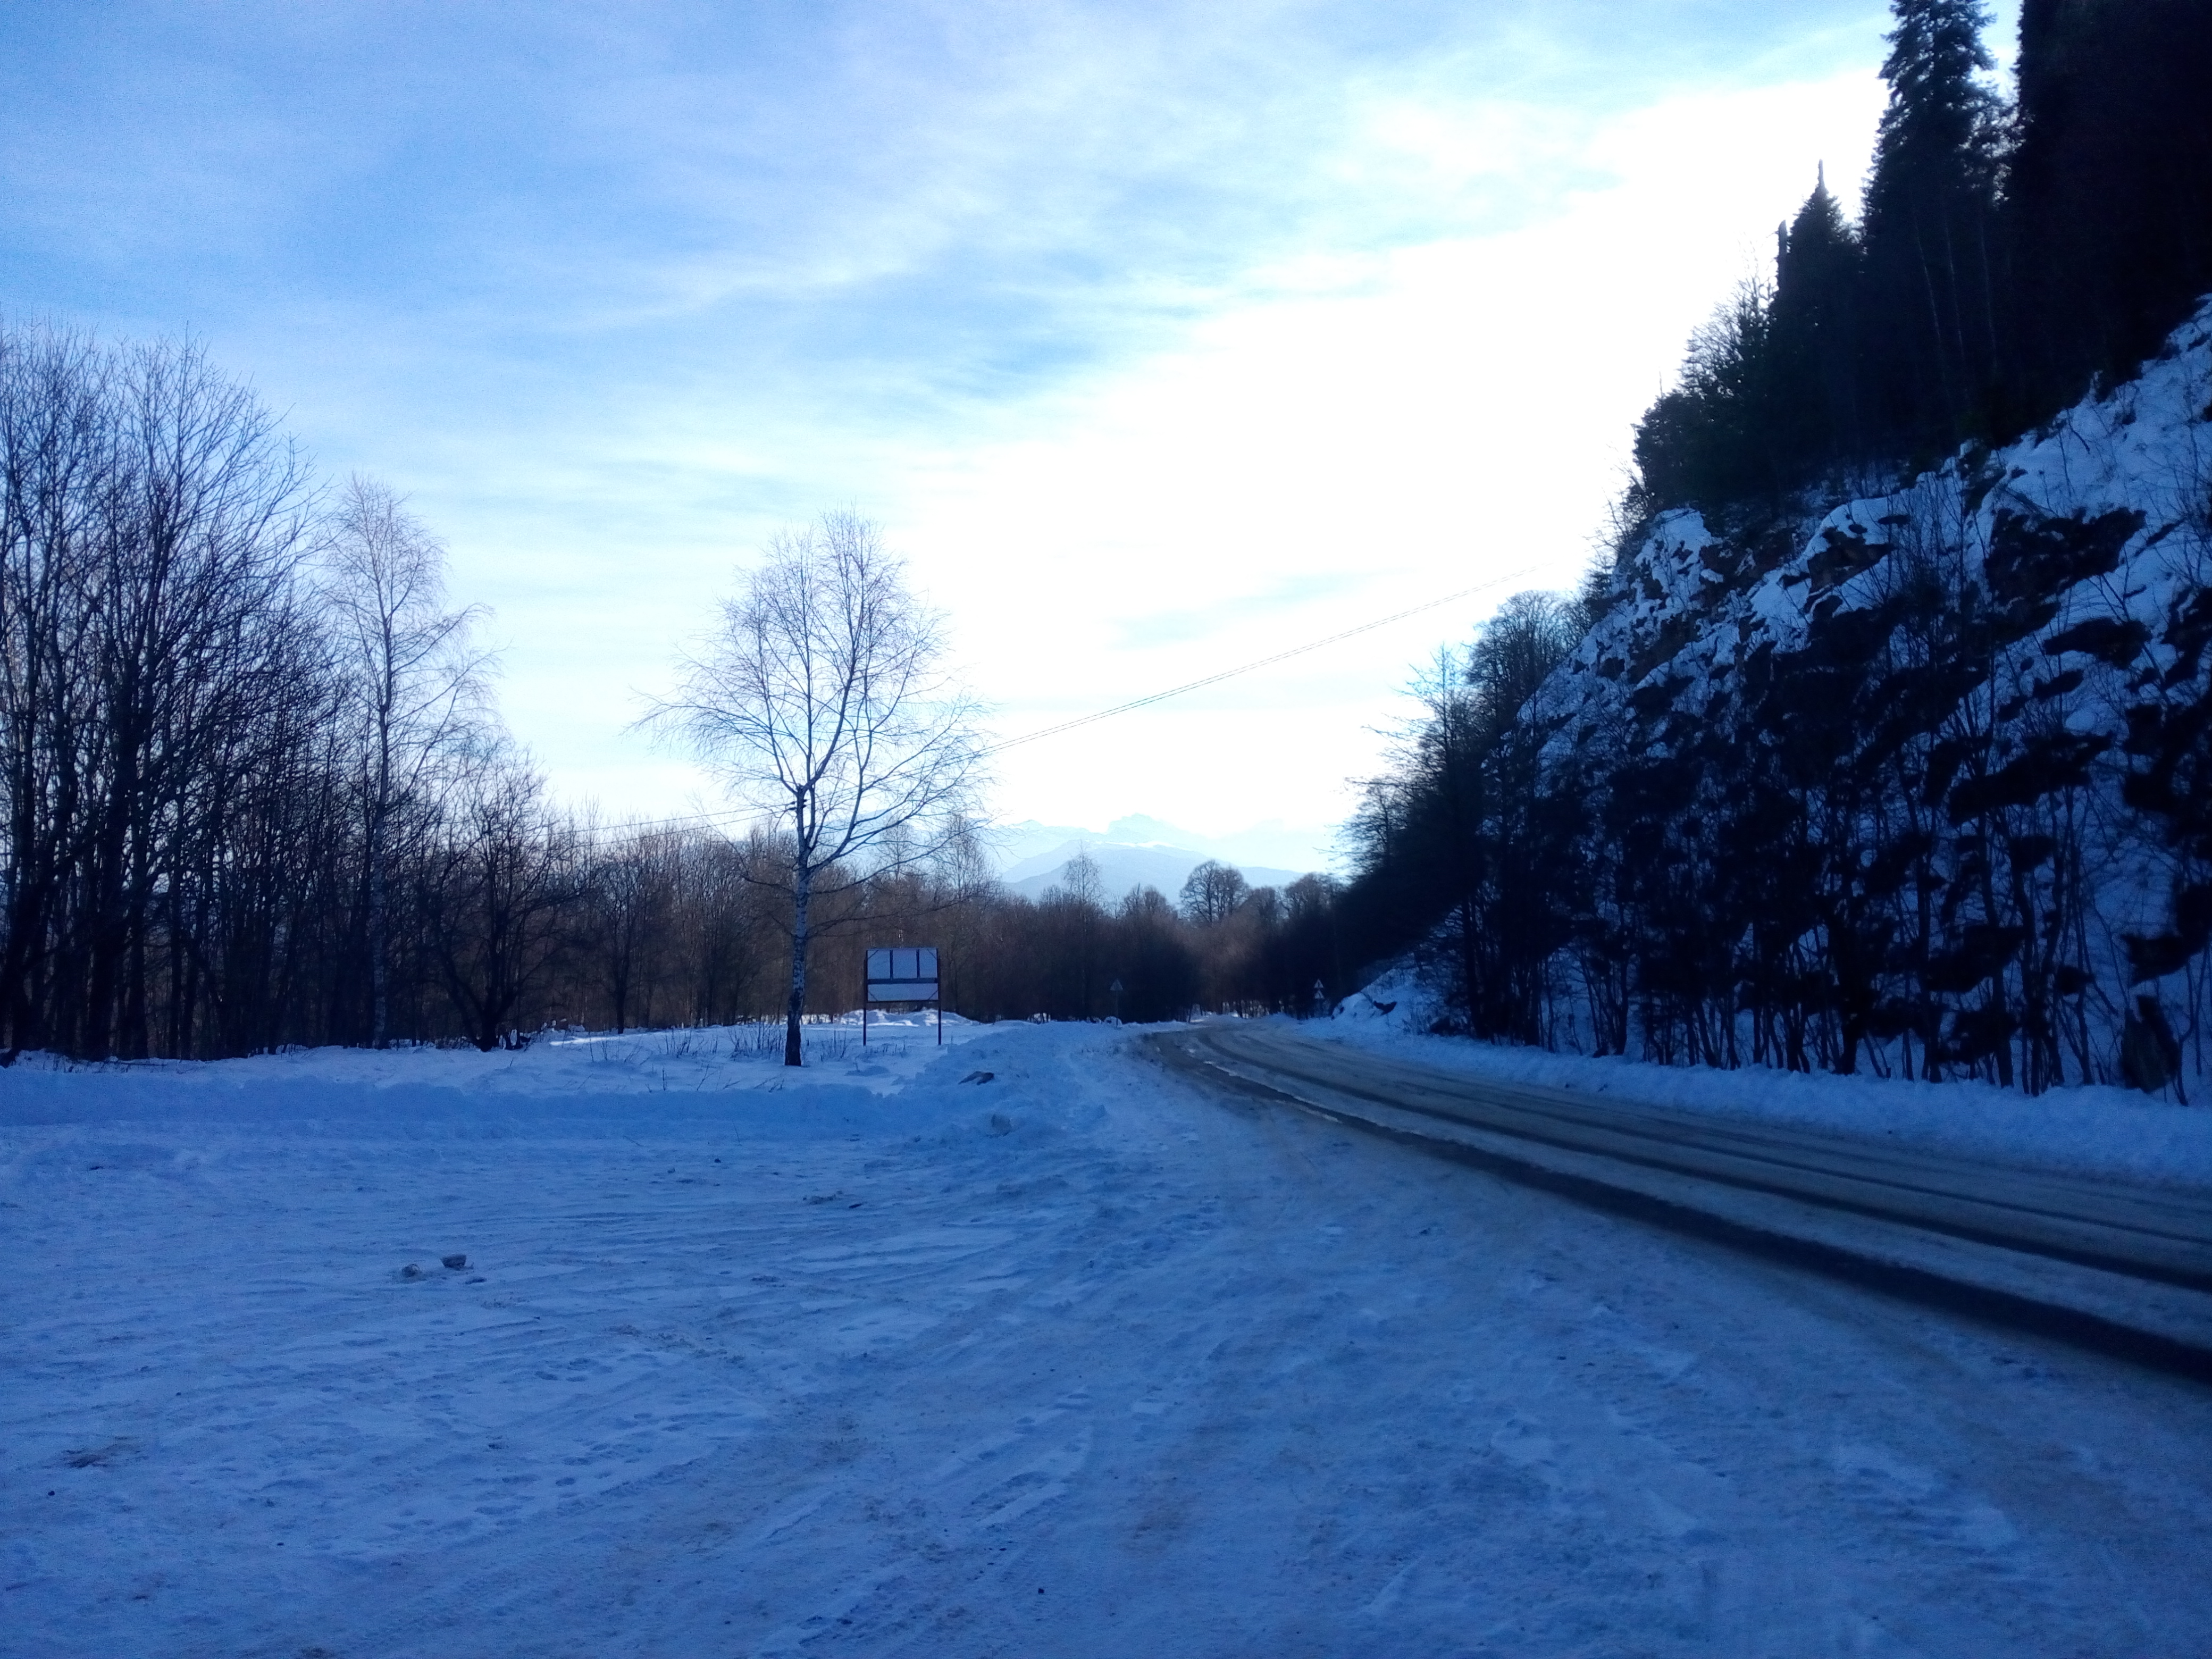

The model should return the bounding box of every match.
[1,2,2010,866]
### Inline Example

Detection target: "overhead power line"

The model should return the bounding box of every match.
[977,563,1548,757]
[590,565,1547,835]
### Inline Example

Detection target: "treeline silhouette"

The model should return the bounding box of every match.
[1332,594,1590,1048]
[941,854,1342,1025]
[0,321,1339,1059]
[1633,0,2212,519]
[0,320,597,1059]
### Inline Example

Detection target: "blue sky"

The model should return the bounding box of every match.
[1,1,1998,863]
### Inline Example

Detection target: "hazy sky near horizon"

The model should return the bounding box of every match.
[1,2,2006,864]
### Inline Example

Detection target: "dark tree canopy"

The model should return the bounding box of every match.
[1859,0,2007,445]
[1767,170,1863,467]
[2007,0,2212,410]
[1630,0,2212,522]
[1178,859,1250,926]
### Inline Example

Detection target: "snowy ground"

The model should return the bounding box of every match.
[6,1017,2212,1656]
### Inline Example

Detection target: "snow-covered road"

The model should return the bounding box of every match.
[1160,1021,2212,1368]
[6,1022,2211,1656]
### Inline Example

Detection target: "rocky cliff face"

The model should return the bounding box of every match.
[1517,298,2212,1091]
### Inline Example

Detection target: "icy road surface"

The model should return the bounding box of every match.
[5,1019,2212,1656]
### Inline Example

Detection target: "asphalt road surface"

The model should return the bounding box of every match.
[1152,1021,2212,1377]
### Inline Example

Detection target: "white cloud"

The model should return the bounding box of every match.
[822,68,1892,843]
[38,11,1895,859]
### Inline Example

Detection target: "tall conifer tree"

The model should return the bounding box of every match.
[1769,167,1865,473]
[2007,0,2212,411]
[1860,0,2008,449]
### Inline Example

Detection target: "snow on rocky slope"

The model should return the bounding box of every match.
[1507,295,2212,1089]
[1539,297,2212,774]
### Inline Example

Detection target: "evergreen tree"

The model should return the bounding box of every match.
[1859,0,2009,450]
[1767,167,1864,474]
[1631,278,1779,514]
[2007,0,2212,413]
[1624,2,2212,527]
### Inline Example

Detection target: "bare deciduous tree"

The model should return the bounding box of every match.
[1178,859,1250,926]
[2,324,321,1058]
[643,511,985,1065]
[426,759,576,1052]
[319,476,490,1045]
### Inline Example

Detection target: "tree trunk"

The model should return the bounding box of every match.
[785,862,811,1066]
[367,832,389,1046]
[83,752,136,1059]
[367,726,393,1046]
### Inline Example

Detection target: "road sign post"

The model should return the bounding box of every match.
[864,945,943,1045]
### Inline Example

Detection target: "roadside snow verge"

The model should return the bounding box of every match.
[1303,1011,2212,1192]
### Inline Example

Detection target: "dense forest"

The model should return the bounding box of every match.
[1334,0,2212,1093]
[0,326,1330,1061]
[1631,0,2212,518]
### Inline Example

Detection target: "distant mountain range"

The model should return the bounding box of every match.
[984,814,1330,906]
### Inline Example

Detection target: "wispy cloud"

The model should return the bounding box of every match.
[2,0,1914,835]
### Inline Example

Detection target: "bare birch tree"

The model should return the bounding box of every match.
[319,476,490,1045]
[643,511,985,1065]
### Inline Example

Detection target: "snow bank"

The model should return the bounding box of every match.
[0,1014,1011,1143]
[1328,960,1441,1034]
[1313,1001,2212,1191]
